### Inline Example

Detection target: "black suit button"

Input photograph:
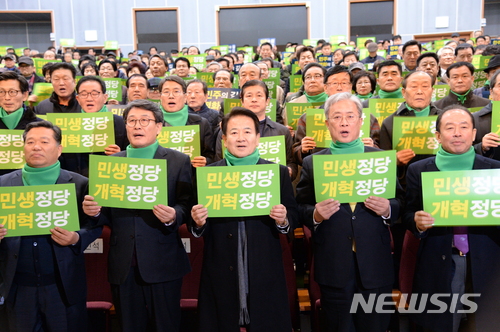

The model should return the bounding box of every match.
[442,255,446,260]
[352,216,356,220]
[229,266,233,271]
[227,233,233,239]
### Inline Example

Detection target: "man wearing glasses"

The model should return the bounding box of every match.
[83,99,192,332]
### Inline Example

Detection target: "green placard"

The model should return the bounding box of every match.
[89,155,168,209]
[33,58,61,77]
[47,113,115,153]
[473,70,488,90]
[330,35,347,45]
[469,107,483,113]
[158,125,201,160]
[103,78,123,102]
[212,45,229,55]
[31,83,54,106]
[0,46,13,55]
[0,129,25,169]
[490,101,500,134]
[196,163,281,217]
[107,105,126,117]
[263,78,279,100]
[306,108,371,148]
[357,37,375,49]
[358,48,369,60]
[312,150,397,203]
[472,55,492,70]
[104,41,119,50]
[1,183,80,237]
[369,98,405,127]
[237,46,253,54]
[184,54,207,71]
[290,75,303,93]
[285,103,322,131]
[392,116,439,154]
[434,39,451,51]
[15,48,26,56]
[60,39,75,47]
[268,68,280,80]
[432,84,450,101]
[197,72,214,88]
[258,136,286,166]
[422,169,500,226]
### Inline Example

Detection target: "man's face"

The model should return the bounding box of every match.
[73,52,81,60]
[485,36,491,44]
[239,64,260,87]
[402,73,433,110]
[241,85,269,120]
[186,82,207,111]
[160,81,186,113]
[298,51,315,71]
[343,55,357,66]
[24,127,62,168]
[98,63,116,78]
[76,80,108,113]
[224,56,234,71]
[4,59,15,69]
[439,49,455,67]
[128,76,149,101]
[175,60,189,77]
[18,64,35,77]
[0,80,28,113]
[417,56,439,80]
[435,109,476,155]
[448,66,473,94]
[44,51,55,60]
[403,45,420,70]
[214,71,232,88]
[256,63,269,79]
[236,53,244,64]
[150,57,167,78]
[51,69,76,99]
[206,64,220,73]
[326,99,362,143]
[377,65,402,92]
[476,38,487,46]
[88,49,96,56]
[321,45,332,56]
[260,45,273,58]
[149,48,158,55]
[64,53,73,63]
[333,50,343,64]
[303,67,325,96]
[325,72,352,96]
[222,115,260,158]
[490,76,500,101]
[188,47,198,55]
[456,48,473,63]
[126,107,162,149]
[23,49,30,56]
[393,38,402,45]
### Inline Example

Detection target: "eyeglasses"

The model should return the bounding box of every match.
[0,90,21,97]
[305,74,324,81]
[126,119,157,127]
[78,91,102,99]
[161,90,183,97]
[328,115,359,123]
[326,82,351,88]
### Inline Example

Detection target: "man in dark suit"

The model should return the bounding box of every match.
[404,105,500,332]
[83,99,192,332]
[0,121,101,331]
[296,92,403,332]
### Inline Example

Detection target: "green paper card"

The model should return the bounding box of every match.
[89,155,168,209]
[31,83,54,106]
[258,135,286,166]
[103,78,123,102]
[197,72,214,88]
[268,68,280,80]
[490,101,500,134]
[0,129,25,169]
[184,54,207,71]
[432,84,450,101]
[1,183,80,237]
[289,75,303,93]
[158,125,201,160]
[357,37,375,49]
[33,59,61,77]
[263,78,279,100]
[104,41,119,50]
[330,35,347,45]
[196,163,280,217]
[285,103,322,131]
[369,98,405,127]
[392,116,439,154]
[60,39,75,47]
[312,150,397,203]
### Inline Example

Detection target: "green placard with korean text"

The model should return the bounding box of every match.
[422,169,500,226]
[184,54,207,71]
[490,101,500,134]
[60,39,75,47]
[104,41,119,50]
[47,113,115,153]
[103,78,123,102]
[369,98,405,127]
[89,155,168,209]
[197,72,214,88]
[33,58,61,77]
[392,116,439,154]
[290,75,303,93]
[196,163,281,217]
[158,125,201,160]
[258,136,286,166]
[285,103,323,131]
[31,83,54,106]
[1,183,80,237]
[0,129,25,169]
[312,150,397,203]
[432,84,450,101]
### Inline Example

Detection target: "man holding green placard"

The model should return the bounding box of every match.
[0,121,101,331]
[191,107,297,331]
[404,105,500,332]
[82,99,192,332]
[296,92,402,332]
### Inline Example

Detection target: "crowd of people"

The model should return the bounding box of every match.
[0,29,500,332]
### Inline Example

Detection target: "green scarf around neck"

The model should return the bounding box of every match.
[305,92,328,104]
[81,105,108,113]
[224,149,260,166]
[22,161,61,186]
[435,145,475,171]
[356,92,373,100]
[451,89,471,105]
[161,104,189,127]
[0,106,23,129]
[407,104,431,117]
[329,138,364,155]
[126,140,159,159]
[378,87,403,99]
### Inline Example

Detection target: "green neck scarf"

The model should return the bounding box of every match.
[22,161,61,186]
[407,104,431,117]
[378,87,403,99]
[0,106,23,129]
[451,89,471,105]
[356,92,373,100]
[126,140,159,159]
[305,92,328,104]
[81,105,108,113]
[329,138,364,155]
[224,149,260,166]
[435,145,475,171]
[161,104,189,127]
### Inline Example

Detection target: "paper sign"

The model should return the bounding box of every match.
[158,125,201,160]
[0,129,25,169]
[392,116,439,154]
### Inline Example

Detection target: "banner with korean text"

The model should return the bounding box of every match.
[158,125,200,160]
[197,163,280,217]
[0,129,25,169]
[0,183,80,237]
[392,116,439,154]
[89,155,167,209]
[313,150,397,203]
[370,98,405,126]
[422,169,500,226]
[286,103,323,131]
